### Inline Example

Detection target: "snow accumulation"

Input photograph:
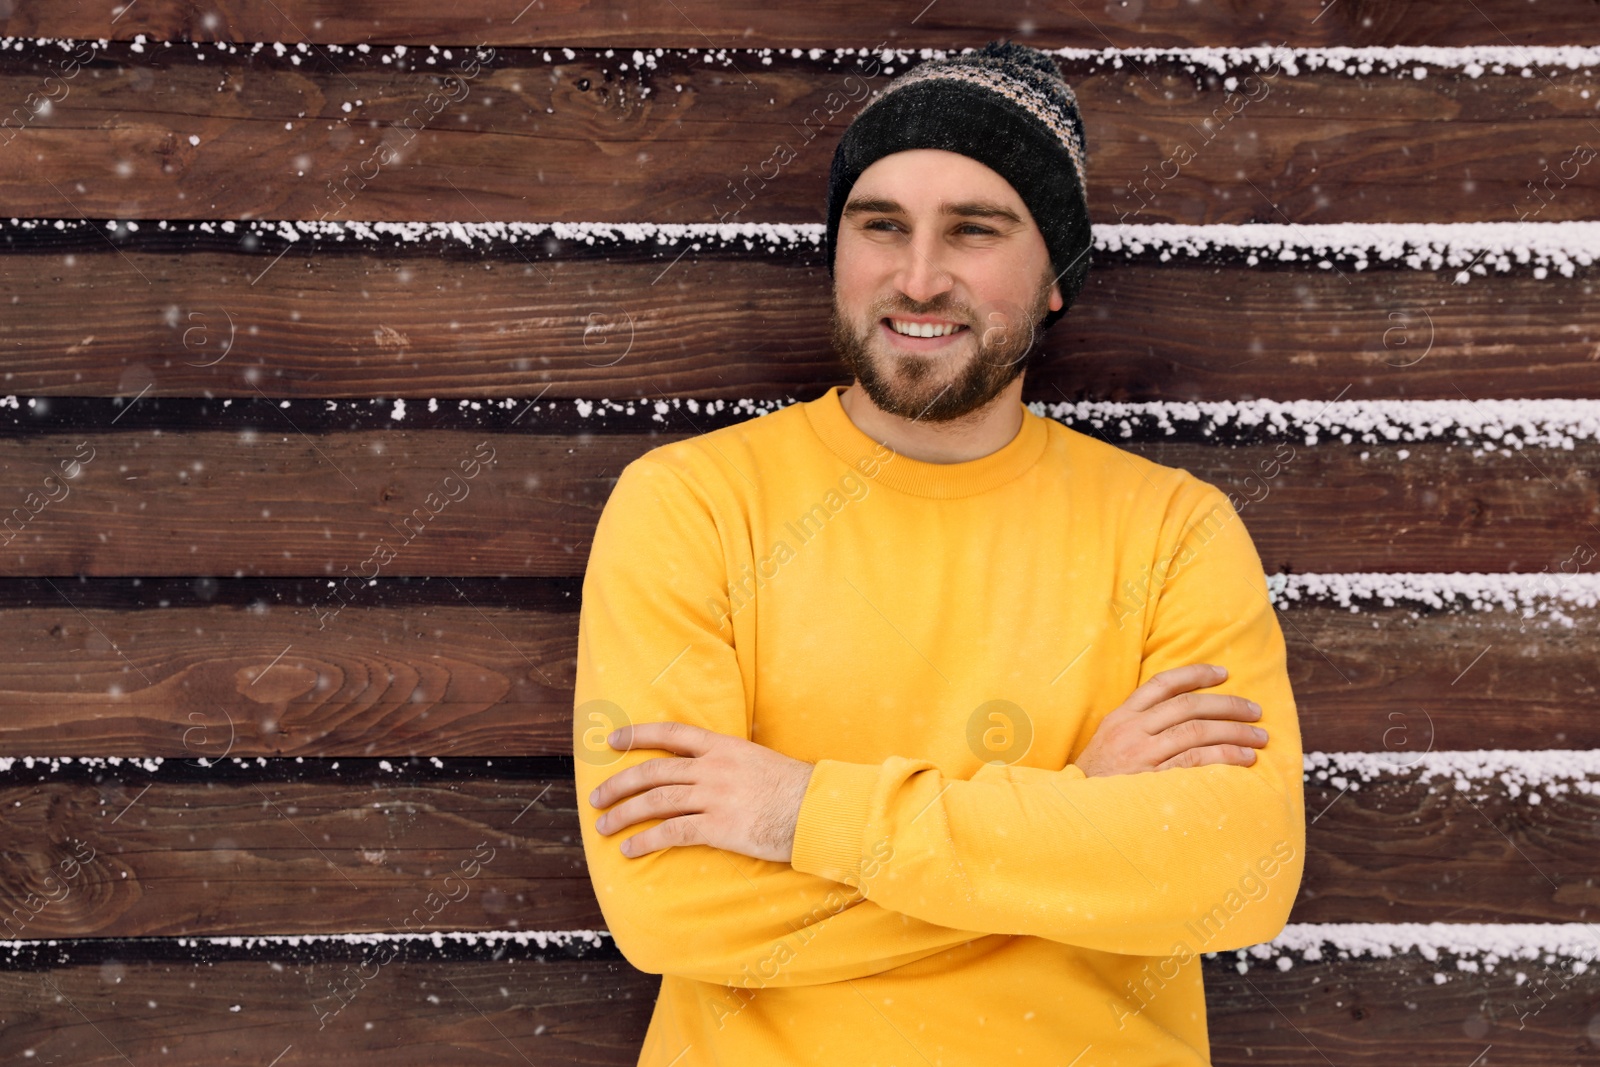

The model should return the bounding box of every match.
[3,37,1600,78]
[1305,749,1600,802]
[3,924,1594,976]
[1101,221,1600,279]
[1266,572,1600,617]
[0,928,611,962]
[1253,922,1600,974]
[0,755,167,774]
[1031,397,1600,448]
[1049,44,1600,78]
[8,389,1594,450]
[6,748,1600,801]
[8,219,1600,277]
[371,390,1600,451]
[166,929,611,951]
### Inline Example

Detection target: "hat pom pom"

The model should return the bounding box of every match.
[974,39,1064,79]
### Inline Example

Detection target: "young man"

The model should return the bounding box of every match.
[575,41,1305,1065]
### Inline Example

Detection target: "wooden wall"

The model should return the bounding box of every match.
[3,2,1599,1062]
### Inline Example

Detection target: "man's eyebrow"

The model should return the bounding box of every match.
[841,196,1025,226]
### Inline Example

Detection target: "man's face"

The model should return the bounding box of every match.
[829,149,1063,425]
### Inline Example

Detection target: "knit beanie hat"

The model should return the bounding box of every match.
[824,40,1091,332]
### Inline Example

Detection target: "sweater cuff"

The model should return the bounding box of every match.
[790,758,882,884]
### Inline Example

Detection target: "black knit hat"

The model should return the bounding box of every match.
[824,41,1091,332]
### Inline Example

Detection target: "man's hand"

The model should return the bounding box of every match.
[1074,663,1268,777]
[588,721,815,863]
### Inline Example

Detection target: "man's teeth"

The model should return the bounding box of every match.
[888,319,964,338]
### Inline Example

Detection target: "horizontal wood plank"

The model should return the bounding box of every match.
[0,952,650,1066]
[1,244,1595,401]
[0,771,585,940]
[0,601,574,758]
[1,430,1594,575]
[0,598,1594,757]
[4,0,1600,49]
[1,766,1597,935]
[0,45,1596,224]
[0,429,598,577]
[2,946,1597,1065]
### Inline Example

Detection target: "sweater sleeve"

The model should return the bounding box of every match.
[789,481,1307,958]
[575,456,989,986]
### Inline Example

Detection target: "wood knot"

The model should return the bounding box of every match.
[235,661,319,703]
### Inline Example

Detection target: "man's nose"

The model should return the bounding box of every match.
[891,229,955,307]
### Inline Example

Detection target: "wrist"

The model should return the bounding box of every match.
[780,760,816,861]
[789,759,881,881]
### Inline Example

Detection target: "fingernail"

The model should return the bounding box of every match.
[607,730,621,746]
[588,788,599,806]
[1251,727,1268,741]
[1213,665,1227,677]
[1247,701,1262,714]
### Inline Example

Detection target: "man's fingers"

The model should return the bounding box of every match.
[617,812,710,858]
[1144,692,1262,738]
[595,779,698,837]
[1155,743,1260,772]
[1151,717,1268,767]
[1118,663,1228,716]
[589,754,696,810]
[1078,663,1272,778]
[606,720,717,757]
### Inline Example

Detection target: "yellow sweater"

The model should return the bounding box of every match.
[574,385,1305,1066]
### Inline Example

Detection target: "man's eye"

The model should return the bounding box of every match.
[862,220,995,235]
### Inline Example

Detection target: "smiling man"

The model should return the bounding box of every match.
[828,146,1062,436]
[574,41,1305,1066]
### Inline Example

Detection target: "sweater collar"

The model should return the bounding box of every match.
[802,385,1049,499]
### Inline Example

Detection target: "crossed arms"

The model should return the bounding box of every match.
[573,456,1306,986]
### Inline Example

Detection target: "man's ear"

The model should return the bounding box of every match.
[1048,279,1064,312]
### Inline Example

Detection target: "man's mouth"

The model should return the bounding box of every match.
[883,317,968,339]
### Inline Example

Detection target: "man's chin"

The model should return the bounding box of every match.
[859,363,1018,421]
[832,317,1032,421]
[864,350,966,393]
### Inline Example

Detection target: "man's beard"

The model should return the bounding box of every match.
[828,270,1054,425]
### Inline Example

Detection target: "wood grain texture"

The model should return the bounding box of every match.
[0,773,582,940]
[0,602,575,758]
[1,768,1598,936]
[0,431,1594,576]
[3,0,1599,49]
[0,429,600,577]
[1301,773,1600,925]
[2,1,1593,1062]
[0,954,652,1066]
[0,44,1595,223]
[0,931,1598,1064]
[0,600,1593,757]
[2,244,1595,401]
[1201,951,1600,1065]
